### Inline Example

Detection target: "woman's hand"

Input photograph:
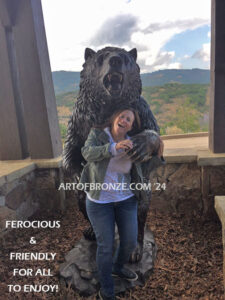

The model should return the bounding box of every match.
[157,137,164,158]
[115,139,133,151]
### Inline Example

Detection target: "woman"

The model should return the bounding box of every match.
[80,108,164,300]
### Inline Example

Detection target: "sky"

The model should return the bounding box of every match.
[41,0,211,73]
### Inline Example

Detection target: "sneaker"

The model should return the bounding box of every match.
[112,267,138,281]
[98,289,116,300]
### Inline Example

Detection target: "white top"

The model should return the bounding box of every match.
[86,127,134,203]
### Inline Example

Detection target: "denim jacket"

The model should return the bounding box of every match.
[80,128,165,201]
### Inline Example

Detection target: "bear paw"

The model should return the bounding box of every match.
[129,242,143,263]
[83,226,96,241]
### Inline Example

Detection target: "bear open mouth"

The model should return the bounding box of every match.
[103,72,123,96]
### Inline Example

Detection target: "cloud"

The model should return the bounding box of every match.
[137,50,182,72]
[143,18,209,34]
[192,43,210,62]
[151,51,175,66]
[42,0,211,71]
[90,14,138,47]
[149,51,182,71]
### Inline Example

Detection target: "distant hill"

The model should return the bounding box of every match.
[52,71,80,94]
[52,69,210,95]
[141,69,210,86]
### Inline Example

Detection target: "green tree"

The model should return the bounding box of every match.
[59,123,67,142]
[175,100,201,133]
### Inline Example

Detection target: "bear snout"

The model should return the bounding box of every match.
[109,55,122,68]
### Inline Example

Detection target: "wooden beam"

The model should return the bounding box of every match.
[13,0,62,158]
[0,0,62,159]
[209,0,225,153]
[0,0,20,27]
[0,24,25,159]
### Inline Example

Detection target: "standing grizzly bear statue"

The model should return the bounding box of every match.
[63,46,163,262]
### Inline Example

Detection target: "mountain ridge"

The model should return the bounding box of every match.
[52,68,210,95]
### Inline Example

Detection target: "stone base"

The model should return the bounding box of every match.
[0,161,66,235]
[59,228,157,297]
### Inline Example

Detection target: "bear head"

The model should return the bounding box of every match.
[79,47,142,107]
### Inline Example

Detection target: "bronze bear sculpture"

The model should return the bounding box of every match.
[63,46,161,262]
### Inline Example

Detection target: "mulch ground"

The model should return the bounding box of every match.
[0,198,223,300]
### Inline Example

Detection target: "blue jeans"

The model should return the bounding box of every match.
[86,196,138,298]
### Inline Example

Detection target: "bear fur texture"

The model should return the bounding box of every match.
[63,46,160,262]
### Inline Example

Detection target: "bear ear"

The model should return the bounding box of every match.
[129,48,137,61]
[84,48,96,61]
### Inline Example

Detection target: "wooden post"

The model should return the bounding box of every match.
[0,0,62,160]
[209,0,225,153]
[0,0,28,159]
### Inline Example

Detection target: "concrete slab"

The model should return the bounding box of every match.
[161,135,208,164]
[215,196,225,226]
[198,150,225,166]
[164,148,197,163]
[30,156,62,168]
[0,157,62,188]
[162,135,225,165]
[162,132,208,140]
[0,133,224,182]
[0,160,35,183]
[163,135,208,150]
[215,195,225,295]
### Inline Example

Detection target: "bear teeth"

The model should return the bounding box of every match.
[107,73,122,83]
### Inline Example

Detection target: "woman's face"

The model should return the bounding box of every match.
[112,110,135,135]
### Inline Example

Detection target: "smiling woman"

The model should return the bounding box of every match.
[78,107,164,299]
[80,109,140,299]
[98,108,141,140]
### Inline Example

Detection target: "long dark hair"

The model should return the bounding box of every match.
[94,107,141,132]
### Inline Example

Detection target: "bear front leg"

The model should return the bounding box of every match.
[129,200,150,263]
